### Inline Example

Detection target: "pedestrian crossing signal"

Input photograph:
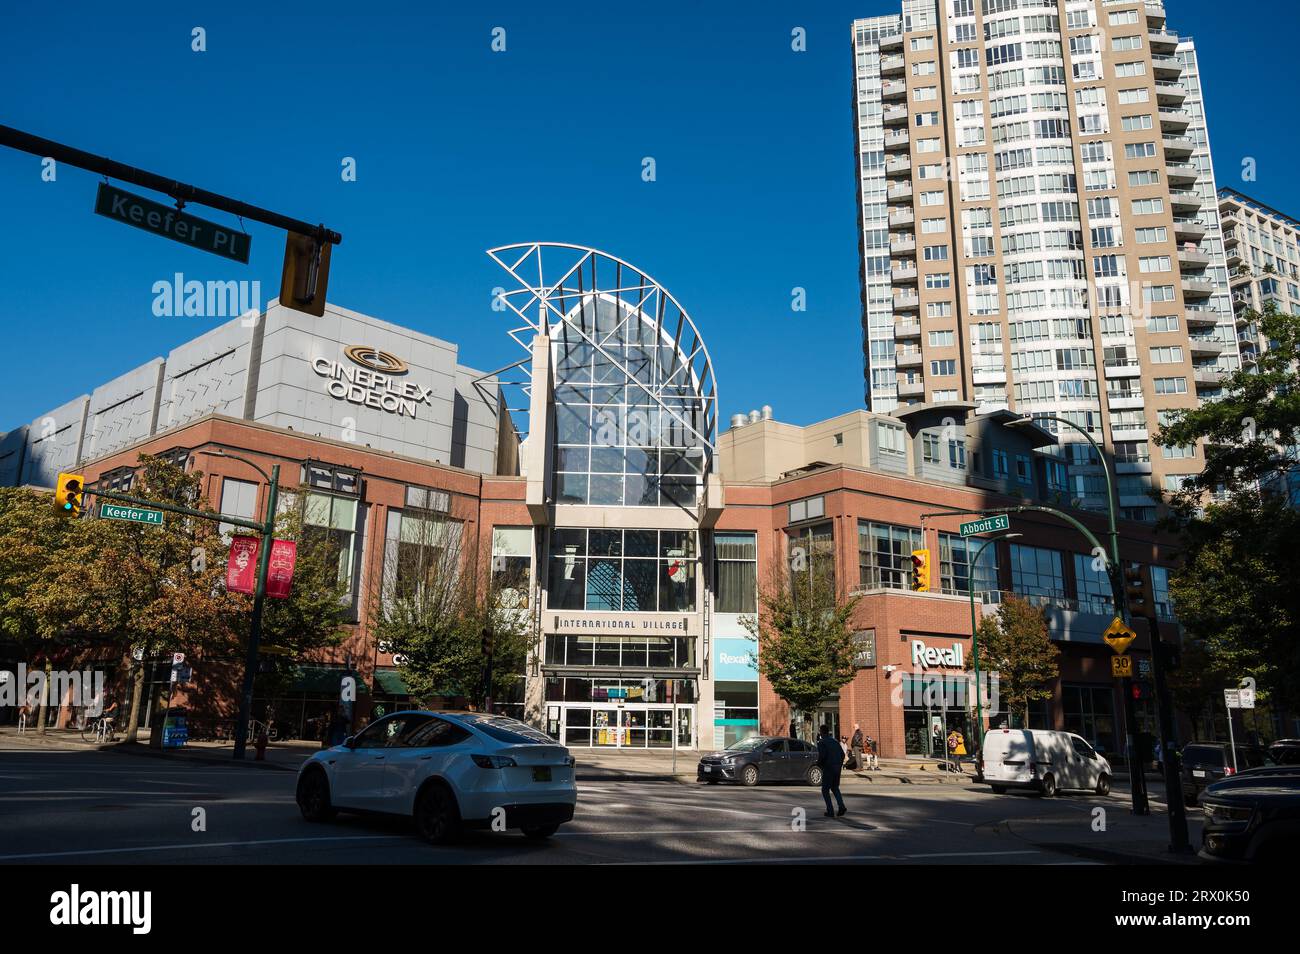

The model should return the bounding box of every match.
[911,549,931,592]
[55,472,85,515]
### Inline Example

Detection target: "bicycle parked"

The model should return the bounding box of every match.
[81,715,117,744]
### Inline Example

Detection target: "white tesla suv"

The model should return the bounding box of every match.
[296,710,577,843]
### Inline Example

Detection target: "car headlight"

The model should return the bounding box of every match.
[471,754,518,769]
[1203,802,1253,827]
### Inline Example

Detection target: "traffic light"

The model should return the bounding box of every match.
[1131,681,1153,701]
[1157,639,1182,672]
[911,549,931,592]
[279,231,332,318]
[1124,564,1151,617]
[54,472,85,515]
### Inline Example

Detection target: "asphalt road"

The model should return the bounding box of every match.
[0,742,1195,865]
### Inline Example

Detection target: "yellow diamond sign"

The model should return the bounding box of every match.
[1102,617,1137,655]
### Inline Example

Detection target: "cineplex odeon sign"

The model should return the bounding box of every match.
[312,345,435,417]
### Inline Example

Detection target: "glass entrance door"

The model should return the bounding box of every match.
[558,704,692,748]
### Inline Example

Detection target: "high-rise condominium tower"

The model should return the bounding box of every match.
[852,0,1239,519]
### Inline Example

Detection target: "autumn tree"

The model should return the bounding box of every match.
[968,596,1060,728]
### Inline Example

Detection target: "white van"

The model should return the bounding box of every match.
[978,728,1113,797]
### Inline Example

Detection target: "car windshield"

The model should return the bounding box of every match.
[460,715,554,745]
[725,737,768,752]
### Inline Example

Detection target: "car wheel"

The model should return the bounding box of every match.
[741,764,760,786]
[1038,773,1057,798]
[807,765,824,786]
[414,783,463,845]
[522,824,559,840]
[296,767,337,822]
[1095,773,1111,796]
[990,784,1007,794]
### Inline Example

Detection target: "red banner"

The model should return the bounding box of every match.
[266,539,297,599]
[226,536,259,595]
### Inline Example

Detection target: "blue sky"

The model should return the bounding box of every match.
[1,0,1295,432]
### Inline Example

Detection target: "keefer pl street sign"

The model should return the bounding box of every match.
[99,502,164,526]
[94,183,251,263]
[959,514,1010,537]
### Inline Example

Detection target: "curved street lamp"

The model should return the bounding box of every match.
[969,531,1020,752]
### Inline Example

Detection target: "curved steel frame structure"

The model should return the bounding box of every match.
[483,243,720,459]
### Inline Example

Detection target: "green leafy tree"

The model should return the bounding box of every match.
[742,551,860,718]
[967,596,1059,728]
[1154,304,1300,712]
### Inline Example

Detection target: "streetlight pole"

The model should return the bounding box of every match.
[968,531,1021,751]
[1009,414,1148,815]
[193,450,280,761]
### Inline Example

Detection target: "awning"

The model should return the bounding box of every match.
[286,665,364,695]
[372,668,411,696]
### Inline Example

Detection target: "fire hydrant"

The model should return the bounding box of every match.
[254,730,268,761]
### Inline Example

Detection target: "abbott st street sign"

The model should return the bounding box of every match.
[94,183,251,263]
[99,503,164,526]
[959,514,1010,537]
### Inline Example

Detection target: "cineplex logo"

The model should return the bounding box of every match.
[49,885,152,934]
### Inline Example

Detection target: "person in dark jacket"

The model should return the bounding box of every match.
[850,723,865,771]
[816,724,847,817]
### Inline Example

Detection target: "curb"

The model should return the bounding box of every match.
[108,742,305,772]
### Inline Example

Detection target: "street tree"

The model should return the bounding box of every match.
[1155,304,1300,712]
[967,596,1059,728]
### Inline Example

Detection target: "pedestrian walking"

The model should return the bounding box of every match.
[947,728,966,773]
[816,723,847,817]
[865,734,879,770]
[850,723,864,771]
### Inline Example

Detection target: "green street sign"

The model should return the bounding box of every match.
[959,514,1010,537]
[99,503,165,526]
[94,183,251,263]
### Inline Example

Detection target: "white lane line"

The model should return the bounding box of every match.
[0,834,408,861]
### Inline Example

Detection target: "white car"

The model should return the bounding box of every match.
[978,728,1113,797]
[296,710,577,843]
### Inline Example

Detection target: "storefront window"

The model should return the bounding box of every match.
[858,521,922,589]
[1062,684,1117,756]
[938,532,1000,596]
[546,528,696,612]
[714,531,757,613]
[544,634,693,669]
[714,680,759,748]
[901,674,970,757]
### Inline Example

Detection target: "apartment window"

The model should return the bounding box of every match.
[1112,35,1142,52]
[788,496,825,523]
[925,273,951,289]
[1152,565,1175,620]
[948,439,967,469]
[877,422,906,458]
[1139,255,1171,273]
[923,245,949,261]
[714,532,757,614]
[1144,285,1176,303]
[993,448,1009,478]
[921,217,946,233]
[1010,544,1066,601]
[788,522,834,592]
[922,433,942,464]
[858,522,922,590]
[917,137,941,153]
[1124,142,1157,160]
[928,330,955,347]
[1073,553,1113,616]
[913,61,937,76]
[939,532,1000,597]
[921,190,945,206]
[1162,444,1196,460]
[1150,346,1183,364]
[1148,314,1179,333]
[930,359,956,375]
[1135,226,1168,244]
[1015,455,1033,485]
[1132,198,1164,215]
[491,526,533,608]
[1108,10,1138,26]
[915,111,940,127]
[1114,61,1146,78]
[910,36,934,52]
[1121,114,1153,132]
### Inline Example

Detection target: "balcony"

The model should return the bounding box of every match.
[890,232,916,255]
[893,289,920,311]
[1162,135,1195,158]
[1193,366,1227,387]
[1107,390,1145,410]
[881,78,907,100]
[1229,268,1252,287]
[889,206,915,228]
[1152,53,1184,78]
[1184,309,1219,329]
[881,53,904,75]
[1159,108,1191,132]
[896,379,925,398]
[887,182,914,204]
[894,320,922,339]
[1148,28,1179,52]
[1170,190,1202,214]
[1155,81,1187,105]
[883,104,908,126]
[895,349,923,368]
[1177,246,1211,269]
[1173,219,1207,242]
[1219,206,1242,230]
[885,155,912,177]
[1181,276,1215,298]
[1103,360,1143,379]
[878,32,903,51]
[884,128,910,151]
[1116,457,1153,475]
[972,365,1006,385]
[1189,338,1227,358]
[891,263,918,283]
[1112,426,1150,442]
[1165,162,1198,186]
[1232,290,1252,310]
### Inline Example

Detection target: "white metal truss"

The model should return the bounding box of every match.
[481,243,719,458]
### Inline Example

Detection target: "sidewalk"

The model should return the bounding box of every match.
[0,726,315,771]
[988,805,1205,865]
[570,748,977,785]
